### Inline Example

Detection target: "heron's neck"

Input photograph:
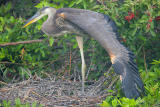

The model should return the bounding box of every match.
[43,9,56,27]
[47,8,56,19]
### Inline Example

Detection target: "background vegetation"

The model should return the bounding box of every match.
[0,0,160,106]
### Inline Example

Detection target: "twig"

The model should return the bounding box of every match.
[135,43,144,56]
[31,90,49,101]
[23,88,34,102]
[108,76,119,89]
[89,66,112,95]
[0,39,43,47]
[85,61,92,79]
[0,87,14,92]
[0,81,8,85]
[143,47,148,72]
[0,61,24,65]
[69,46,72,76]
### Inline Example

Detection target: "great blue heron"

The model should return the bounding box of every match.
[23,7,144,99]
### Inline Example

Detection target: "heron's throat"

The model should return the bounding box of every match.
[45,8,56,18]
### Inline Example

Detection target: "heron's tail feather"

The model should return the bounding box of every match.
[112,50,144,99]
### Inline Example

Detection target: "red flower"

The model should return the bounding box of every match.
[125,12,135,22]
[155,16,160,21]
[128,12,135,19]
[148,18,152,22]
[147,23,150,30]
[125,16,131,22]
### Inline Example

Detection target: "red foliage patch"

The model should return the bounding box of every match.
[148,18,152,22]
[155,16,160,21]
[125,12,135,22]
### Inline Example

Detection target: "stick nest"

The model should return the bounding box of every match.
[0,70,118,107]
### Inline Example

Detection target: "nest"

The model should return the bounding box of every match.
[0,68,119,107]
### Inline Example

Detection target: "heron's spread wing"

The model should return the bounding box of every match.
[112,52,144,98]
[57,8,144,98]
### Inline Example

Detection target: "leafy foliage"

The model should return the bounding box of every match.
[101,66,160,107]
[1,98,42,107]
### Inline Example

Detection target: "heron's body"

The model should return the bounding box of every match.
[43,8,123,56]
[24,7,144,99]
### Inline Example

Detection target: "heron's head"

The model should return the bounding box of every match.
[23,7,56,28]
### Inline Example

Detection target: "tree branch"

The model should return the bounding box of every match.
[0,39,44,47]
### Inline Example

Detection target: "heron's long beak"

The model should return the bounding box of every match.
[23,13,41,28]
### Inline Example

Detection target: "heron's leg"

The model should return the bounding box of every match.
[76,36,86,94]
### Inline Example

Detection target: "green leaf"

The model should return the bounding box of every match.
[112,99,119,107]
[49,37,54,46]
[15,98,21,105]
[32,102,37,107]
[69,1,76,7]
[38,104,43,107]
[107,90,114,93]
[40,50,45,57]
[138,15,148,23]
[5,2,12,12]
[150,30,156,36]
[101,101,110,107]
[83,0,87,9]
[76,0,83,4]
[73,43,78,49]
[131,27,137,36]
[151,59,160,64]
[3,100,11,107]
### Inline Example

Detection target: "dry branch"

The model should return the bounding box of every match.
[0,39,44,47]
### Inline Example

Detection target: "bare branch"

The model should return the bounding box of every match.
[0,39,44,47]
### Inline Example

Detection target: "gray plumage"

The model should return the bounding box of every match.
[24,7,144,99]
